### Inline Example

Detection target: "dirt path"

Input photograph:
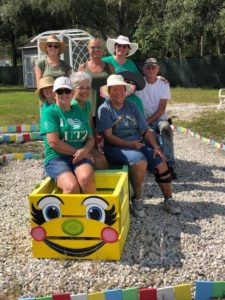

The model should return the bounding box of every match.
[166,103,218,121]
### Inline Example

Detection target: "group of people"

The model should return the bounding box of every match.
[35,33,180,218]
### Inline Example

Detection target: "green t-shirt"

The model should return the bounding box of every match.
[102,55,142,76]
[71,98,92,122]
[41,104,92,165]
[37,59,71,79]
[126,94,144,117]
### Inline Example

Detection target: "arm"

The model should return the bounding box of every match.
[147,99,167,125]
[34,65,43,89]
[108,63,115,74]
[47,132,77,155]
[143,129,165,159]
[78,63,85,71]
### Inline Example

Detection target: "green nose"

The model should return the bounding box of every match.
[62,219,84,236]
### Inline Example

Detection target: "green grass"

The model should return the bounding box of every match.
[0,85,40,125]
[175,110,225,143]
[171,87,218,104]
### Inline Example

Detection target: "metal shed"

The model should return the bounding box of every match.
[20,29,93,88]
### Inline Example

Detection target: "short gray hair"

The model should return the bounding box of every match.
[70,71,92,89]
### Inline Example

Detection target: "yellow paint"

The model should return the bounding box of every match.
[28,167,130,260]
[88,291,105,300]
[174,284,192,300]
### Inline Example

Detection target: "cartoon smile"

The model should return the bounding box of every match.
[30,195,118,257]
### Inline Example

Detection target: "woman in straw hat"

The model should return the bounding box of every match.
[97,74,181,217]
[35,34,72,89]
[102,35,142,76]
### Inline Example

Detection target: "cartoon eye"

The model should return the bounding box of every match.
[86,204,106,222]
[37,196,62,222]
[42,204,61,221]
[83,197,108,223]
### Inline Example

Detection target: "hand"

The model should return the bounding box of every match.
[157,75,169,84]
[72,148,89,163]
[153,146,165,159]
[131,140,145,150]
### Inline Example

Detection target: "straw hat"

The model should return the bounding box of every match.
[36,76,54,100]
[100,74,134,98]
[106,35,138,57]
[39,34,65,54]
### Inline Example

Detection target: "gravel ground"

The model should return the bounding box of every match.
[1,131,225,299]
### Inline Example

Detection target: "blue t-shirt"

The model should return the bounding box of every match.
[97,99,148,147]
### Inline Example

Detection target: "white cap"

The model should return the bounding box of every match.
[53,76,73,92]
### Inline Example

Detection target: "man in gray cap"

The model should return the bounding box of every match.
[136,58,177,179]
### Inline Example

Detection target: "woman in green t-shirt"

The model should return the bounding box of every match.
[70,71,108,170]
[41,76,96,194]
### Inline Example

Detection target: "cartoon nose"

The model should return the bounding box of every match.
[62,219,84,236]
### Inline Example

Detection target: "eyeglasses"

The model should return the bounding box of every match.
[115,44,130,49]
[47,44,59,49]
[55,89,72,95]
[90,46,102,50]
[75,86,91,91]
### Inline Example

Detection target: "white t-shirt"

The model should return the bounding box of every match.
[136,78,171,120]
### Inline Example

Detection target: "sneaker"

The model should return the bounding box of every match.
[169,167,178,180]
[163,198,181,215]
[131,198,145,218]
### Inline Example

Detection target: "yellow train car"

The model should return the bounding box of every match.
[28,166,130,260]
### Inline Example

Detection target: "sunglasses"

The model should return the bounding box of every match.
[115,44,130,49]
[55,89,72,95]
[47,44,59,49]
[90,46,102,50]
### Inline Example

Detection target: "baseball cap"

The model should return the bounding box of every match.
[144,57,158,66]
[53,76,73,92]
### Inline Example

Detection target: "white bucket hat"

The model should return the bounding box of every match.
[100,74,134,98]
[106,35,138,57]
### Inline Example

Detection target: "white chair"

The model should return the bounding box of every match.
[217,89,225,110]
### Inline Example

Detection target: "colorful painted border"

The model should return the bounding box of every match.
[0,132,43,143]
[0,124,40,134]
[16,281,225,299]
[0,152,43,163]
[172,125,225,151]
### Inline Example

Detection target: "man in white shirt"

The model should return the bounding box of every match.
[136,58,177,179]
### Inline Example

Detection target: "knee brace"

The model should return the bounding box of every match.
[154,168,172,183]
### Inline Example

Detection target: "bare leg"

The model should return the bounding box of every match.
[57,171,80,194]
[129,160,147,199]
[75,163,96,193]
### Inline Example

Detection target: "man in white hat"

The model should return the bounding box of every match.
[102,35,142,76]
[136,58,177,179]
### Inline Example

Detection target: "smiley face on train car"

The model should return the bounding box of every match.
[30,195,118,258]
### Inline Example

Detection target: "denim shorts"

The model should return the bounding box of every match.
[104,144,162,172]
[45,156,94,181]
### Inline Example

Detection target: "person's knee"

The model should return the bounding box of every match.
[78,170,95,188]
[154,165,172,184]
[61,180,80,194]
